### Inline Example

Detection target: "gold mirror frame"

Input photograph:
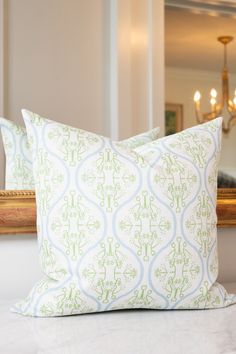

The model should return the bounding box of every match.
[0,190,36,234]
[0,189,236,234]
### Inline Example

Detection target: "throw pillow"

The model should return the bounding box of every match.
[12,110,236,316]
[0,117,159,190]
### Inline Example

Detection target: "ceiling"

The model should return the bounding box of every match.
[165,0,236,16]
[165,4,236,73]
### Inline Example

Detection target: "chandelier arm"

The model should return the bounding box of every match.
[227,100,236,113]
[194,36,236,134]
[222,68,229,106]
[228,115,236,130]
[203,110,221,120]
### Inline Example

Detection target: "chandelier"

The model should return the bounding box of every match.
[194,36,236,134]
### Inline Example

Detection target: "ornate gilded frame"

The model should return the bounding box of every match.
[217,189,236,228]
[0,190,36,234]
[0,189,236,234]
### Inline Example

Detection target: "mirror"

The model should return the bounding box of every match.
[0,0,112,192]
[165,2,236,188]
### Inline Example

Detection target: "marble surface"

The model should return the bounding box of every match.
[1,284,236,354]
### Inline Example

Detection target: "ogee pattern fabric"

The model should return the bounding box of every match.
[0,117,34,189]
[0,117,159,190]
[12,111,236,317]
[118,127,160,149]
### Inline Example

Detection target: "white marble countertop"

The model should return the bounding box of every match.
[1,283,236,354]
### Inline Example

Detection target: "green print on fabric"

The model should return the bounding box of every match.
[208,156,219,191]
[11,155,33,188]
[186,192,215,257]
[48,126,100,166]
[1,133,13,155]
[51,191,101,261]
[128,285,154,308]
[40,283,92,316]
[210,248,218,278]
[0,119,34,189]
[111,285,163,310]
[82,148,136,212]
[35,149,64,215]
[155,238,200,302]
[0,116,159,190]
[155,153,197,213]
[191,282,221,309]
[119,127,159,149]
[36,278,51,294]
[169,132,212,168]
[82,238,137,304]
[12,112,236,317]
[40,240,67,280]
[119,191,171,261]
[28,112,45,126]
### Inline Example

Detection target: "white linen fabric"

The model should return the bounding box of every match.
[118,127,160,149]
[12,110,236,316]
[0,118,34,189]
[0,117,159,190]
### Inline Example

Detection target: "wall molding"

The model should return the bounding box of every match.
[147,0,153,130]
[166,66,236,83]
[165,0,236,16]
[109,0,119,140]
[153,0,165,136]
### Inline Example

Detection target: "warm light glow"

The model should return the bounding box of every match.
[194,91,201,102]
[130,29,147,49]
[210,88,217,98]
[210,97,216,106]
[193,36,236,134]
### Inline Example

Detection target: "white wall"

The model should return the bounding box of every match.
[5,0,108,134]
[0,235,42,300]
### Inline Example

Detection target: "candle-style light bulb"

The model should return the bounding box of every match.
[210,88,217,112]
[194,91,201,102]
[210,97,217,105]
[233,89,236,105]
[210,88,217,98]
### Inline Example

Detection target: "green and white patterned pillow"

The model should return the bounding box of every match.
[0,117,159,190]
[12,110,236,317]
[118,127,160,149]
[0,118,34,189]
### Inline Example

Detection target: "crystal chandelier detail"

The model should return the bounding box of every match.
[194,36,236,134]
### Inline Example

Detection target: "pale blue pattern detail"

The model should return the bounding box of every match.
[12,111,236,317]
[0,117,159,190]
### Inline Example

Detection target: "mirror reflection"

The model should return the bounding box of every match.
[1,1,236,190]
[165,4,236,188]
[0,1,111,191]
